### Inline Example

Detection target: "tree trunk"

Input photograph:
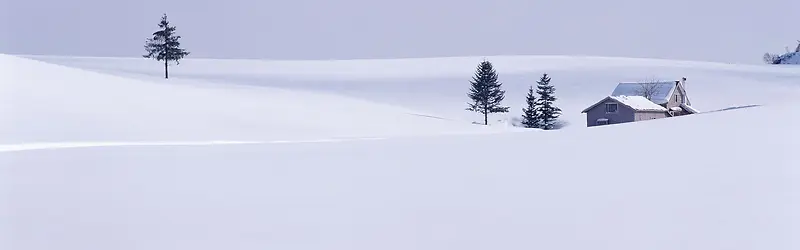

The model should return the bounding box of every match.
[164,60,169,79]
[483,103,489,125]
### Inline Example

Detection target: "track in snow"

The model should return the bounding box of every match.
[0,137,388,153]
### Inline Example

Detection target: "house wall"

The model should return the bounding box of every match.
[585,100,635,127]
[634,111,668,121]
[665,83,686,109]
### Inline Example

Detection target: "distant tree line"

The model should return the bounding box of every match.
[466,60,562,130]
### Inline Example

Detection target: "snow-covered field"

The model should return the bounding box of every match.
[2,54,799,250]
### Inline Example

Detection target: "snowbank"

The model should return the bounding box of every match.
[2,102,798,250]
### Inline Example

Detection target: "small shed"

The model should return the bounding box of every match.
[581,95,669,127]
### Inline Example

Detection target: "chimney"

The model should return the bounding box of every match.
[681,77,687,91]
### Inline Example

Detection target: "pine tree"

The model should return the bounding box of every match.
[143,13,190,79]
[466,60,510,125]
[534,73,562,130]
[520,85,539,128]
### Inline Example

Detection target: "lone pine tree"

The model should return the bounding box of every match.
[520,85,539,128]
[466,60,509,125]
[143,13,189,79]
[534,73,562,130]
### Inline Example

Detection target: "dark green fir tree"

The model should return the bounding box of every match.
[520,85,539,128]
[143,13,190,79]
[466,60,510,125]
[534,73,562,130]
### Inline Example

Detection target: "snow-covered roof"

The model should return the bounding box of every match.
[581,95,667,113]
[680,103,700,114]
[608,95,668,112]
[610,81,678,105]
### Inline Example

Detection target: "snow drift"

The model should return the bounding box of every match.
[2,104,798,250]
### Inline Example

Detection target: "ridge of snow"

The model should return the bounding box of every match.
[0,137,392,153]
[17,54,800,81]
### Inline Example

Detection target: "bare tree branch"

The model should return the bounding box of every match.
[636,78,662,101]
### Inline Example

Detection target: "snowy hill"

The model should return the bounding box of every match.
[15,54,800,133]
[2,54,800,250]
[0,54,507,144]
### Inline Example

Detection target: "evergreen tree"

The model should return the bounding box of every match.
[143,13,190,79]
[466,60,509,125]
[520,85,539,128]
[534,73,562,130]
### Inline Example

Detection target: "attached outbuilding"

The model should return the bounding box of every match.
[581,95,669,126]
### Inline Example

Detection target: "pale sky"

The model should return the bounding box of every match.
[1,0,797,64]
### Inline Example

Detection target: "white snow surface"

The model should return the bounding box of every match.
[608,95,668,112]
[0,54,508,144]
[2,54,800,250]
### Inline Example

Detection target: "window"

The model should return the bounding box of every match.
[596,118,609,125]
[605,103,618,113]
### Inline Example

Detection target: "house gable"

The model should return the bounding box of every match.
[664,79,694,110]
[583,98,636,127]
[676,79,691,106]
[581,96,613,113]
[665,82,682,108]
